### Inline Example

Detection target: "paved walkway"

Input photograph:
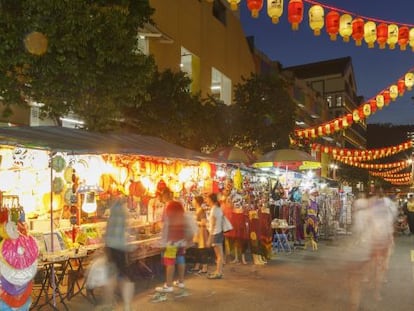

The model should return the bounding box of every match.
[60,234,414,311]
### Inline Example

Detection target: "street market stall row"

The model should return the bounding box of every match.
[0,126,344,309]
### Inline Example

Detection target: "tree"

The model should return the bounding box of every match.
[0,0,155,131]
[231,72,296,153]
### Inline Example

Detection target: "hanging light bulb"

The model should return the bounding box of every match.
[82,192,97,213]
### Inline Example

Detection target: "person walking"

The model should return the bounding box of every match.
[156,196,196,294]
[103,194,136,311]
[405,194,414,234]
[205,193,224,279]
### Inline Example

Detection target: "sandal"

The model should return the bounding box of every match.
[207,273,223,279]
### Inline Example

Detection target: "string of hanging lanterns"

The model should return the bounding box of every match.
[221,0,414,52]
[294,66,414,139]
[311,140,412,161]
[369,163,410,177]
[333,155,409,170]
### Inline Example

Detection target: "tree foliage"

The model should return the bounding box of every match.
[0,0,155,131]
[231,73,296,153]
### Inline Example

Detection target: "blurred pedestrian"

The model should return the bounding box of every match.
[103,195,135,311]
[205,193,224,279]
[368,188,396,301]
[405,194,414,234]
[342,191,372,311]
[156,196,196,294]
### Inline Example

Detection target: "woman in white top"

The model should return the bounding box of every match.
[205,193,224,279]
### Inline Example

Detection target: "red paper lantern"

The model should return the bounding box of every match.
[346,113,353,125]
[326,11,340,40]
[398,79,405,96]
[398,26,409,51]
[377,23,388,49]
[247,0,263,18]
[370,99,377,113]
[383,90,391,105]
[288,0,304,31]
[352,18,364,46]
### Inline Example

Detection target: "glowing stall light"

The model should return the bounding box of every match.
[216,167,227,179]
[82,192,97,213]
[178,167,193,183]
[20,195,36,213]
[141,176,157,195]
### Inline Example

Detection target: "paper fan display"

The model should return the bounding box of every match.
[0,260,37,286]
[0,281,32,308]
[0,275,29,295]
[1,235,39,269]
[0,222,19,240]
[0,295,31,311]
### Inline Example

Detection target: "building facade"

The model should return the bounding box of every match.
[141,0,256,105]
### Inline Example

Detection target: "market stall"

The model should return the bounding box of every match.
[0,126,218,308]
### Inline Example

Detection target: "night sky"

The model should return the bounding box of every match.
[239,0,414,125]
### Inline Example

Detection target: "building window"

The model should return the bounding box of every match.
[135,35,148,55]
[336,95,342,107]
[326,95,333,108]
[212,0,226,25]
[181,47,200,93]
[211,67,231,105]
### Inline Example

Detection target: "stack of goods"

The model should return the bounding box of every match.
[0,206,39,311]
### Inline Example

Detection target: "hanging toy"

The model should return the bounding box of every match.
[233,168,243,191]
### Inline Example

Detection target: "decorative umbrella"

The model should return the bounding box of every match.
[253,149,321,171]
[210,146,257,165]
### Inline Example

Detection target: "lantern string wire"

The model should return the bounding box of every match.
[295,65,414,136]
[303,0,414,27]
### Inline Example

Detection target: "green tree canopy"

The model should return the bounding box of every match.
[231,72,296,153]
[0,0,155,131]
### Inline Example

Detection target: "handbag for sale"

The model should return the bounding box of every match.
[222,215,233,233]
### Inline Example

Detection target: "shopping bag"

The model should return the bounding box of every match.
[85,254,114,289]
[222,215,233,233]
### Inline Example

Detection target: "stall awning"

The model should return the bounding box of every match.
[0,126,214,162]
